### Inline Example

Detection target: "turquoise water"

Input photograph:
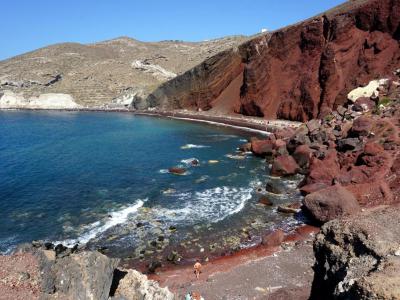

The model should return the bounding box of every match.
[0,111,302,258]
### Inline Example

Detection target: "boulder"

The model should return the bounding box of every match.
[37,250,119,300]
[258,195,273,206]
[350,116,373,137]
[303,185,361,223]
[306,119,321,133]
[238,142,252,152]
[337,138,363,152]
[270,155,300,177]
[251,139,274,157]
[265,182,283,194]
[353,97,376,112]
[168,167,186,175]
[310,205,400,300]
[306,150,340,186]
[111,269,175,300]
[292,144,313,171]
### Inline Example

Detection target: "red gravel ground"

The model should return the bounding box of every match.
[0,252,41,300]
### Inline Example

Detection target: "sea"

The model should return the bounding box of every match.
[0,111,304,262]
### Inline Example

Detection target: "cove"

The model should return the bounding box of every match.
[0,110,303,263]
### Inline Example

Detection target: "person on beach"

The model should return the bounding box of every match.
[193,260,202,279]
[186,291,203,300]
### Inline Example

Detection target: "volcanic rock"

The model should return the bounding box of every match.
[303,185,361,223]
[111,269,175,300]
[251,139,274,157]
[168,167,186,175]
[271,155,300,177]
[310,205,400,300]
[147,0,400,121]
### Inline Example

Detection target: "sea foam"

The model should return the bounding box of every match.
[57,199,146,247]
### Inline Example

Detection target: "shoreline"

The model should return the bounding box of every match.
[148,224,319,295]
[0,107,301,135]
[1,106,313,296]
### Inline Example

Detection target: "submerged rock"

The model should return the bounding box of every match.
[258,195,274,206]
[168,167,186,175]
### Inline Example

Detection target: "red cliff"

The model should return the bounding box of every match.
[148,0,400,121]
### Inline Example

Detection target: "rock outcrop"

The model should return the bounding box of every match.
[310,205,400,300]
[148,0,400,121]
[1,243,175,300]
[110,269,175,300]
[250,74,400,222]
[0,90,80,109]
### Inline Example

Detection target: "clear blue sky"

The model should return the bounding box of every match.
[0,0,346,60]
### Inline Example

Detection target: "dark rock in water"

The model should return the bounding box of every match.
[258,195,273,206]
[168,167,186,175]
[148,260,162,273]
[265,182,283,194]
[32,240,44,248]
[239,142,252,152]
[303,185,361,223]
[310,205,400,300]
[166,251,181,264]
[271,155,300,177]
[136,222,144,228]
[277,202,301,214]
[44,242,54,250]
[261,229,285,247]
[54,244,67,256]
[168,225,177,232]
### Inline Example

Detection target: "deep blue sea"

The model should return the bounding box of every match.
[0,111,303,258]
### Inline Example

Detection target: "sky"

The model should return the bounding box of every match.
[0,0,346,60]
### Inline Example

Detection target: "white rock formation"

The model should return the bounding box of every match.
[112,269,175,300]
[132,60,177,80]
[0,90,80,109]
[347,78,389,102]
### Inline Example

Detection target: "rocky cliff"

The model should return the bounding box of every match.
[310,205,400,300]
[148,0,400,121]
[0,36,246,109]
[0,242,175,300]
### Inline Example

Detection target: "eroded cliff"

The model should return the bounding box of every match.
[148,0,400,121]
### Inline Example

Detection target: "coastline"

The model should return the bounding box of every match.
[1,106,313,298]
[0,107,301,135]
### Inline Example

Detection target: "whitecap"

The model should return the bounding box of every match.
[56,199,146,247]
[149,186,252,224]
[0,236,18,255]
[180,144,210,149]
[159,169,169,174]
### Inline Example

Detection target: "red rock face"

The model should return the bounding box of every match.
[148,0,400,121]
